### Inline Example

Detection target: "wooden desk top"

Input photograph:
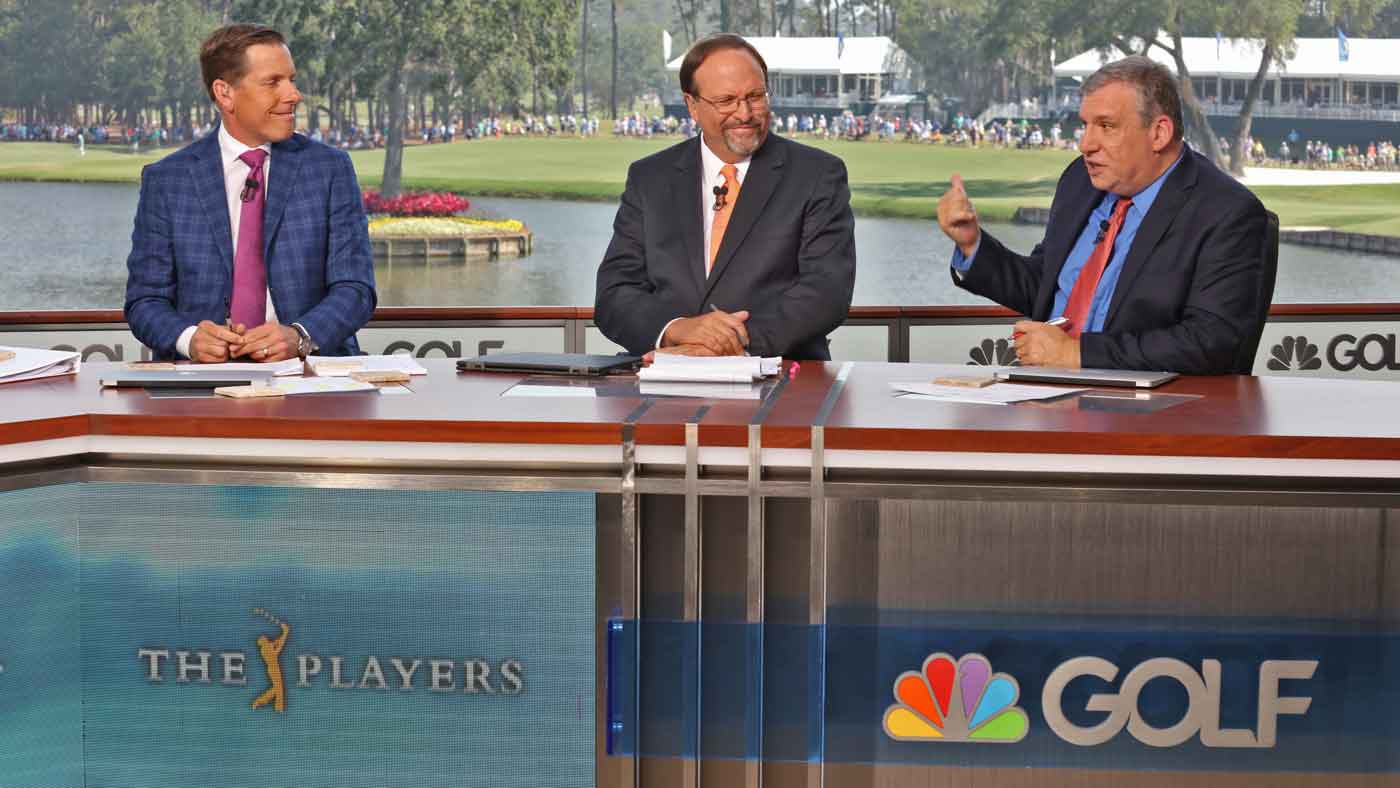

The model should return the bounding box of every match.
[0,360,1397,462]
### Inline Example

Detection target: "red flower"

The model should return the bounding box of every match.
[363,190,470,216]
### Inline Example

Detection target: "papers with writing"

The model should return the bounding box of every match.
[0,345,80,384]
[637,354,782,383]
[308,355,427,377]
[890,381,1085,405]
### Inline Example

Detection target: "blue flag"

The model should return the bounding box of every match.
[837,32,845,58]
[1338,28,1349,62]
[1215,31,1222,60]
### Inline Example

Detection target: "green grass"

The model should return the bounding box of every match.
[4,136,1399,233]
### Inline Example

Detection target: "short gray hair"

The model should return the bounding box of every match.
[1082,55,1184,144]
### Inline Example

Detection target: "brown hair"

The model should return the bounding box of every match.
[679,33,768,96]
[200,24,287,102]
[1082,55,1184,144]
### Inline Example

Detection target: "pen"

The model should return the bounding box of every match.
[708,302,751,350]
[1013,316,1071,339]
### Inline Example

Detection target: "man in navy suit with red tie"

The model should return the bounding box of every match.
[125,24,375,362]
[937,56,1268,375]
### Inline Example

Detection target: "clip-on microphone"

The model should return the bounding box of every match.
[712,184,728,211]
[240,177,259,202]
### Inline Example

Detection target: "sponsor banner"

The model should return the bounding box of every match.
[908,323,1020,366]
[1254,322,1400,379]
[354,326,567,357]
[0,326,569,362]
[0,483,595,788]
[912,321,1400,380]
[607,614,1399,772]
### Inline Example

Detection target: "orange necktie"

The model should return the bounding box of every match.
[1061,197,1132,338]
[708,164,741,274]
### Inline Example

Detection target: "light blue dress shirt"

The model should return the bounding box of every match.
[951,150,1184,333]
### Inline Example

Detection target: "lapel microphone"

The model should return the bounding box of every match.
[240,177,259,203]
[712,184,728,211]
[1093,219,1110,245]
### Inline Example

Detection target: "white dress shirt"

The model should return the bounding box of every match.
[655,135,752,348]
[176,124,278,359]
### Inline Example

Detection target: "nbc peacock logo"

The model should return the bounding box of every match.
[882,652,1029,743]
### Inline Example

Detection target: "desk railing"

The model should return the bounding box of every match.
[2,303,1398,380]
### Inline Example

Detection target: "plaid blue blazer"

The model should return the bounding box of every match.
[124,129,376,358]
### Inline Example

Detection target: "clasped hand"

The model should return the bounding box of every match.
[191,320,299,363]
[660,307,751,357]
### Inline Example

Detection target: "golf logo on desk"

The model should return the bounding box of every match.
[882,653,1029,743]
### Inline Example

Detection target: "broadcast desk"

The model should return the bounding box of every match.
[1,361,1397,788]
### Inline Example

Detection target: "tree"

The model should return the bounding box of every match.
[345,0,469,197]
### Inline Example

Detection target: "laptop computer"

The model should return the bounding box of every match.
[456,352,641,377]
[994,367,1180,389]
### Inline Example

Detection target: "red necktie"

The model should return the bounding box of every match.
[231,148,268,329]
[1061,197,1132,338]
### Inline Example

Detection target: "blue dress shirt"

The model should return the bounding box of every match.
[951,150,1185,333]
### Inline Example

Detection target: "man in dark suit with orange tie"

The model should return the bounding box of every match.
[595,34,856,360]
[937,56,1269,375]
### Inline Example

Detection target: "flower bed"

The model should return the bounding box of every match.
[368,216,527,237]
[362,190,470,216]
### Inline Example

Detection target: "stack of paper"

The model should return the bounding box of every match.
[637,355,781,383]
[308,355,428,377]
[0,345,80,384]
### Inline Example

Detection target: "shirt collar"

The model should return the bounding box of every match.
[1113,146,1186,218]
[698,133,751,185]
[217,122,272,171]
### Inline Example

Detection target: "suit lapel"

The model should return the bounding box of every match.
[1104,150,1197,329]
[674,139,707,295]
[190,133,234,274]
[1038,162,1101,318]
[263,134,305,261]
[702,136,785,304]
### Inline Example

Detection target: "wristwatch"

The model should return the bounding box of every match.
[290,322,317,360]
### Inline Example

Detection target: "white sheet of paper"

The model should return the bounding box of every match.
[269,377,376,395]
[308,354,427,377]
[890,381,1085,405]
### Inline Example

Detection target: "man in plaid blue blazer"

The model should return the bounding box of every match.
[124,24,375,362]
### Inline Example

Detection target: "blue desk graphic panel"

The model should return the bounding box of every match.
[0,483,595,788]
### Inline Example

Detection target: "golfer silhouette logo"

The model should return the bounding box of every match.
[251,608,290,713]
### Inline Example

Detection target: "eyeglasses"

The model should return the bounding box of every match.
[690,90,770,115]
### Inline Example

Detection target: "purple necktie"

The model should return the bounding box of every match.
[231,148,268,329]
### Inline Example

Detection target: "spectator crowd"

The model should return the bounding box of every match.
[6,111,1398,173]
